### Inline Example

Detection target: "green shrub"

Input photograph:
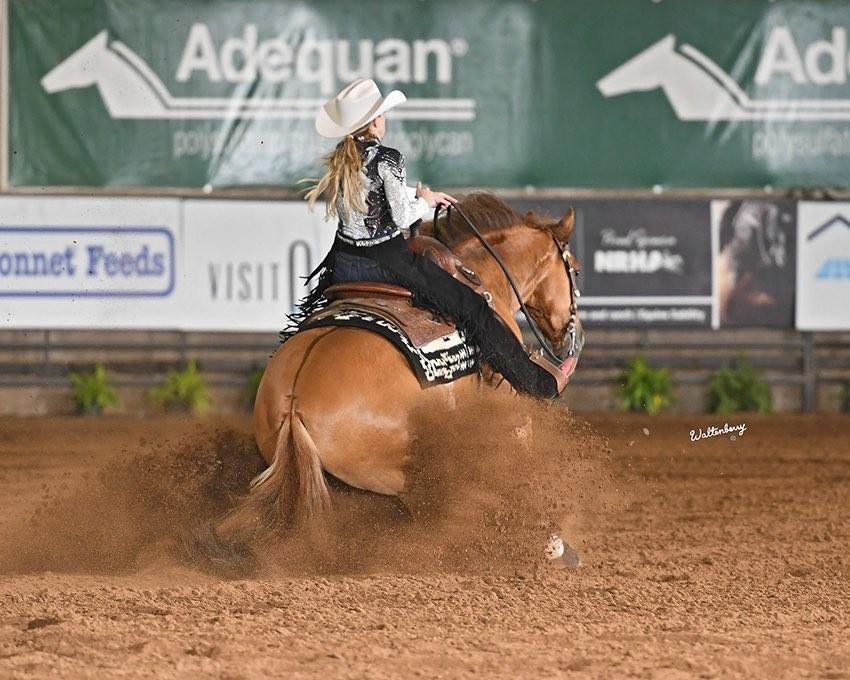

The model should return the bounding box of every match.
[69,363,121,416]
[620,355,675,415]
[840,381,850,414]
[245,367,265,410]
[707,354,773,415]
[150,360,211,415]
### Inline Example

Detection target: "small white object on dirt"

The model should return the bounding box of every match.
[202,183,213,194]
[642,427,650,436]
[545,534,565,560]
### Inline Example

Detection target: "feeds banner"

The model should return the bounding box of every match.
[11,0,850,189]
[0,197,328,331]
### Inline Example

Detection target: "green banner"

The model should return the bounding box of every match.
[9,0,850,189]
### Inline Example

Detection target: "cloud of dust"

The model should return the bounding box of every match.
[243,390,622,576]
[0,391,622,577]
[0,427,264,574]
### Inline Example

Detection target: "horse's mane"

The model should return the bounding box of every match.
[419,192,552,247]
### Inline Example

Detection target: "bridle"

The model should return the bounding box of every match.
[431,203,582,367]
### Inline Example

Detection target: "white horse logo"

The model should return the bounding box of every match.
[597,35,850,121]
[41,30,475,121]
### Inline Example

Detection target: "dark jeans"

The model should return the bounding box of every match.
[333,249,386,283]
[331,236,558,398]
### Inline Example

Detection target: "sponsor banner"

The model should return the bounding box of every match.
[797,202,850,330]
[12,0,850,189]
[0,197,183,328]
[0,196,335,330]
[512,199,713,327]
[711,200,796,328]
[180,200,332,331]
[9,0,523,189]
[0,228,174,297]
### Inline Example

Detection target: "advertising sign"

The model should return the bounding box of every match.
[181,200,333,331]
[797,202,850,330]
[0,227,174,297]
[11,0,850,190]
[512,199,713,327]
[0,197,183,328]
[711,200,796,327]
[0,196,334,331]
[9,0,526,189]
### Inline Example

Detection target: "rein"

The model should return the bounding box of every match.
[432,204,576,365]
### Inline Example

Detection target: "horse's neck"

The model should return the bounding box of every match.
[456,226,546,315]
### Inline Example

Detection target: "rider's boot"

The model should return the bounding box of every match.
[477,321,562,399]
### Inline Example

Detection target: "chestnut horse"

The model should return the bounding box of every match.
[243,194,582,532]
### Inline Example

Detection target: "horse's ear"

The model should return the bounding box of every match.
[554,208,575,242]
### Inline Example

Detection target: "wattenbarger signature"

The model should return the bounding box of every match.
[690,422,747,442]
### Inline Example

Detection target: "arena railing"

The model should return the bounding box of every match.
[1,328,849,412]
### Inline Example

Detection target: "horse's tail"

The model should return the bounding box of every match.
[247,408,332,531]
[183,407,330,577]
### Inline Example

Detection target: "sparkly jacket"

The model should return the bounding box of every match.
[335,137,431,247]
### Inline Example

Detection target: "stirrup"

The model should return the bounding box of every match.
[529,351,570,397]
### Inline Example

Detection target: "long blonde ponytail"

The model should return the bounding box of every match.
[303,125,371,220]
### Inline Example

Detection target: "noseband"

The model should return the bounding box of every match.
[551,236,582,360]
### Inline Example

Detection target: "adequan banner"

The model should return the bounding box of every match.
[11,0,850,190]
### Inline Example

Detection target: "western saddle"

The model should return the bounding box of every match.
[313,235,488,348]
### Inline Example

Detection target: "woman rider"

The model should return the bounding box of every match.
[293,78,560,399]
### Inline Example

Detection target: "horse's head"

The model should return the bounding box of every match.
[428,193,585,374]
[597,34,676,97]
[524,208,585,366]
[41,30,109,93]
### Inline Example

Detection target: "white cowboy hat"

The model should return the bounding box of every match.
[315,78,406,138]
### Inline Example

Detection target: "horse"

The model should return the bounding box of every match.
[221,193,583,540]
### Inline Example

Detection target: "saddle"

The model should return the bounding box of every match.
[314,235,487,349]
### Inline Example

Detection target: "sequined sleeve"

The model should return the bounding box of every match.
[376,148,430,228]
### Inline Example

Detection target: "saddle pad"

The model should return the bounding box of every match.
[302,308,479,387]
[318,296,456,348]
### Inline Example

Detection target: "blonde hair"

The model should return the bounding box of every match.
[303,123,372,220]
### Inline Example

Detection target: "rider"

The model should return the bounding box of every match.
[294,78,560,399]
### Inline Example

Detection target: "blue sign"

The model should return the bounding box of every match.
[0,227,175,297]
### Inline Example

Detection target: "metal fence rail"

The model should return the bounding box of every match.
[2,328,849,412]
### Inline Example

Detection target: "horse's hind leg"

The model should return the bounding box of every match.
[325,473,413,521]
[253,328,339,465]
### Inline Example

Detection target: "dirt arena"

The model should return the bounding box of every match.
[0,407,848,679]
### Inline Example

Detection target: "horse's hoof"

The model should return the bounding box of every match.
[544,533,581,569]
[180,524,258,579]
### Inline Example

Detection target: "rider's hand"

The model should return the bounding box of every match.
[416,181,457,209]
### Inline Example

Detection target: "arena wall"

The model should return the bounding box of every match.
[3,2,850,415]
[2,327,849,416]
